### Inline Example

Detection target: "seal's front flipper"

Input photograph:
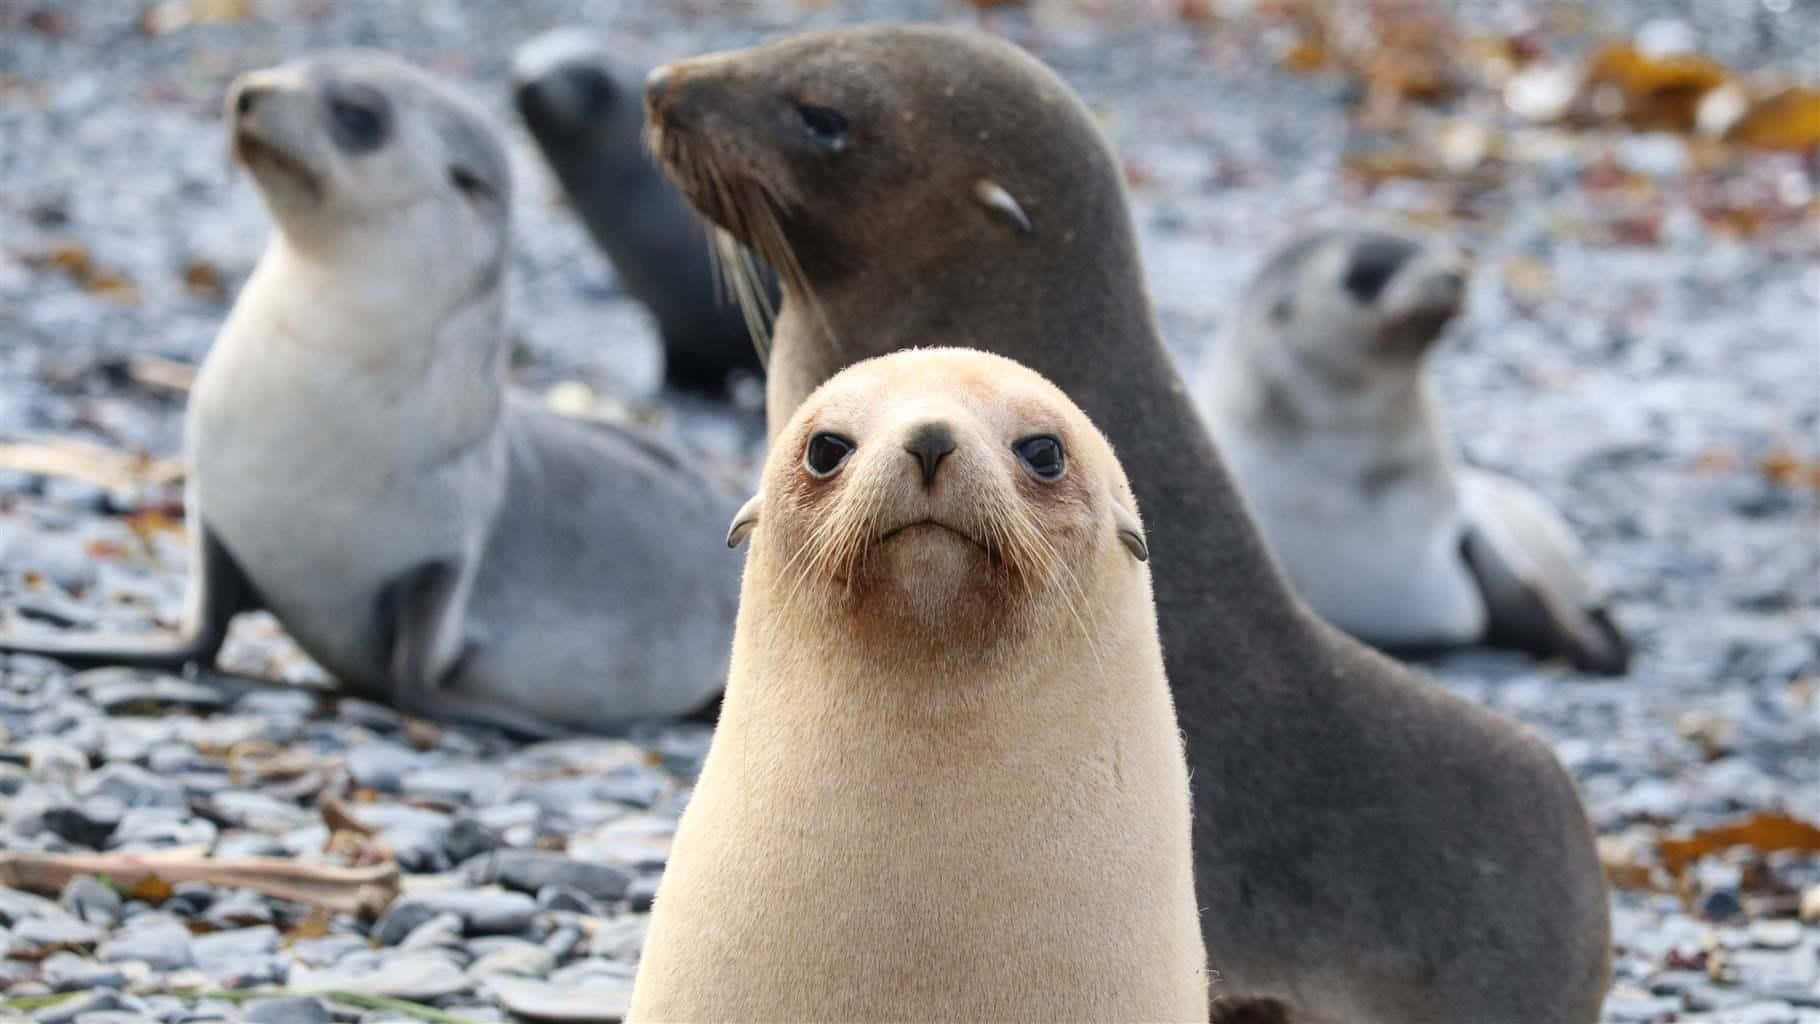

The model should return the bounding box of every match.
[378,561,567,740]
[1458,471,1631,676]
[0,524,256,672]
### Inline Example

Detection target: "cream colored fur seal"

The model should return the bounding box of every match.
[629,347,1206,1024]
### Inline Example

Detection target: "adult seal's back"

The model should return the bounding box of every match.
[0,51,740,737]
[630,348,1206,1023]
[646,23,1610,1022]
[1196,226,1631,675]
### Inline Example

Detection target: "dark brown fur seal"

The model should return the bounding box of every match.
[647,22,1610,1023]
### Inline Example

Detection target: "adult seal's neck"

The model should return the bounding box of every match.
[767,220,1315,685]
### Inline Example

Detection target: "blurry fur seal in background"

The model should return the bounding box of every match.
[647,23,1609,1022]
[1197,227,1631,675]
[630,348,1206,1024]
[0,52,739,737]
[512,29,772,397]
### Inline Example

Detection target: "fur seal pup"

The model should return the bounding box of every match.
[0,51,739,736]
[629,347,1207,1024]
[646,24,1610,1022]
[1196,227,1632,675]
[512,29,772,397]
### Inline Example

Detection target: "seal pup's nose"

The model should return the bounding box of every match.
[232,83,272,120]
[903,421,957,487]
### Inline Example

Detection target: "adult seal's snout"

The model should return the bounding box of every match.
[643,63,677,116]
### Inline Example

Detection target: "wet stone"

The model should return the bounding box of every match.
[59,875,122,926]
[379,889,537,938]
[97,919,194,970]
[41,951,127,991]
[79,761,187,808]
[469,849,632,903]
[398,912,466,952]
[11,916,101,954]
[445,816,503,863]
[42,794,123,848]
[240,996,330,1024]
[30,992,124,1024]
[190,924,278,973]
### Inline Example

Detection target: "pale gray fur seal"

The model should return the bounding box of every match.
[0,51,739,736]
[645,24,1610,1022]
[512,28,772,397]
[1197,227,1631,675]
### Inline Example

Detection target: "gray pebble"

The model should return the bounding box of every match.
[345,743,424,793]
[398,912,466,952]
[58,875,121,926]
[97,919,194,970]
[378,890,537,939]
[238,997,329,1024]
[467,938,556,979]
[11,916,101,954]
[468,850,631,903]
[30,992,124,1024]
[190,924,278,973]
[535,885,598,915]
[42,794,124,848]
[40,951,127,992]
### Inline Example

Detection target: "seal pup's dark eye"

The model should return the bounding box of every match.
[796,104,848,150]
[449,166,496,201]
[1014,435,1065,481]
[324,87,389,154]
[804,432,855,477]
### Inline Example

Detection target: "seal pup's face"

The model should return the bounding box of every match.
[644,24,1091,301]
[731,347,1147,647]
[226,51,510,283]
[1247,228,1468,374]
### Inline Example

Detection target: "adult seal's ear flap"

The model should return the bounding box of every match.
[726,491,762,548]
[1113,500,1148,562]
[973,179,1032,234]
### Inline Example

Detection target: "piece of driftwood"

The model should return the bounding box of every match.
[0,437,184,489]
[0,850,399,917]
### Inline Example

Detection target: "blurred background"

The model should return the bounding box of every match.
[0,0,1816,1019]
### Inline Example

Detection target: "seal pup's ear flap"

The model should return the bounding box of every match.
[1112,501,1148,562]
[726,492,762,549]
[973,179,1032,234]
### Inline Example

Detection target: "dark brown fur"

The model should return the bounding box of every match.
[647,23,1610,1023]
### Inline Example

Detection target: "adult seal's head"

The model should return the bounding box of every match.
[511,30,768,395]
[631,348,1204,1023]
[229,51,511,281]
[644,23,1147,428]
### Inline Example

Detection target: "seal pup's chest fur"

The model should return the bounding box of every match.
[188,241,506,680]
[1203,343,1486,645]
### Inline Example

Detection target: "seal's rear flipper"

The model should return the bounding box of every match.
[1459,471,1631,676]
[0,525,255,672]
[379,561,569,740]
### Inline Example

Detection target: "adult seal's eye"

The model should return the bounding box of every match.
[804,431,855,477]
[797,104,848,150]
[1014,435,1065,480]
